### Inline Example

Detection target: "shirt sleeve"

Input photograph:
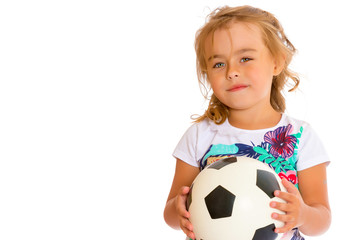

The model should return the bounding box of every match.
[172,123,200,167]
[296,124,330,171]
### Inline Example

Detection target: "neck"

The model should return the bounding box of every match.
[228,106,282,130]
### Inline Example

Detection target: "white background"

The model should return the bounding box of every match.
[0,0,359,239]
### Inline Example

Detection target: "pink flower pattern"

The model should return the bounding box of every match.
[278,170,298,185]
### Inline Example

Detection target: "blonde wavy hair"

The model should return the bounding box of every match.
[194,6,300,124]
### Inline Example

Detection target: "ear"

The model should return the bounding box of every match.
[273,54,286,76]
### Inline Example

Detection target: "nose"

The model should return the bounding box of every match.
[227,65,239,80]
[227,72,239,80]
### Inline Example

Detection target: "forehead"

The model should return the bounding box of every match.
[204,22,265,58]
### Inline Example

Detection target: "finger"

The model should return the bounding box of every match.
[274,221,296,234]
[179,208,190,218]
[176,188,191,218]
[180,217,193,231]
[180,219,195,239]
[272,212,296,223]
[179,186,190,195]
[281,178,299,195]
[181,225,195,239]
[270,201,289,212]
[176,201,190,218]
[274,190,296,203]
[188,231,196,240]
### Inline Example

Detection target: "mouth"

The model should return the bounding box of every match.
[227,84,248,92]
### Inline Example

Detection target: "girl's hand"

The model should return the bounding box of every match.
[270,178,307,233]
[175,186,195,239]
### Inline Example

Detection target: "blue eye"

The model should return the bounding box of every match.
[213,62,225,68]
[240,58,251,63]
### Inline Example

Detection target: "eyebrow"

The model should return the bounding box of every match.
[207,48,257,62]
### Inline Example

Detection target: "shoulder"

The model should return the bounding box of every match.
[282,115,323,147]
[283,115,330,171]
[282,114,310,131]
[174,119,218,155]
[283,115,322,141]
[173,119,224,167]
[184,118,227,136]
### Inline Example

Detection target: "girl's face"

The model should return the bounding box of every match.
[205,22,282,115]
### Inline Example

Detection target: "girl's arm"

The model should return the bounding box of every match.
[164,158,200,239]
[271,162,331,235]
[297,162,331,235]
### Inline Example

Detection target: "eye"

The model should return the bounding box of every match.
[240,58,251,63]
[213,62,226,68]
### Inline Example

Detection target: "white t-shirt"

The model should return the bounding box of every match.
[173,114,329,240]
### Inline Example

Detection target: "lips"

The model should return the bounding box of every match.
[227,84,248,92]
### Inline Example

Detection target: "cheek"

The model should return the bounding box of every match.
[209,81,222,96]
[208,73,223,89]
[247,65,273,88]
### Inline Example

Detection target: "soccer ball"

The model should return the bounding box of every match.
[186,156,286,240]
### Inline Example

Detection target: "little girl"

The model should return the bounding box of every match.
[164,5,331,240]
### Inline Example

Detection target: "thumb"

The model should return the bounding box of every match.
[179,186,190,196]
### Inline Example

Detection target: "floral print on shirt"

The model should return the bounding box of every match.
[199,124,303,189]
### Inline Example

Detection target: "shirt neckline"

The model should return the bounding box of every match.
[209,114,287,135]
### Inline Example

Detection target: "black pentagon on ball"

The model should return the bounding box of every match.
[207,157,237,170]
[252,223,278,240]
[204,185,236,219]
[256,169,281,199]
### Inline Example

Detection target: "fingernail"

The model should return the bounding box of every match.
[274,190,280,196]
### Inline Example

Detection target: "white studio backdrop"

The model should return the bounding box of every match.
[0,0,358,239]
